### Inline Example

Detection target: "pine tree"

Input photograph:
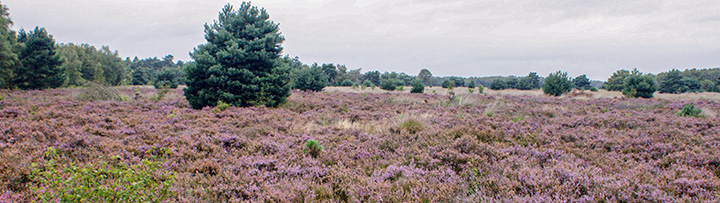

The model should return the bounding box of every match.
[184,2,290,109]
[573,74,592,90]
[543,71,572,96]
[15,27,63,89]
[0,3,18,89]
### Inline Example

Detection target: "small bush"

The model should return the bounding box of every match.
[211,101,231,113]
[590,87,599,92]
[304,139,323,158]
[411,81,424,93]
[477,85,484,94]
[76,82,122,101]
[677,103,702,117]
[543,71,573,96]
[29,147,176,202]
[150,88,170,102]
[380,79,398,91]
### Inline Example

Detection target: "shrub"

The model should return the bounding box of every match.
[622,69,657,98]
[184,2,290,109]
[293,65,328,92]
[590,87,599,92]
[442,80,456,90]
[304,139,323,158]
[605,70,630,91]
[211,100,231,113]
[153,67,182,89]
[677,103,702,117]
[150,88,170,102]
[489,79,507,90]
[477,85,484,93]
[76,82,122,101]
[362,80,372,87]
[340,79,353,87]
[411,81,424,93]
[543,71,572,96]
[380,79,397,91]
[29,147,176,202]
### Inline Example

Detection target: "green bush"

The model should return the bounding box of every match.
[411,81,424,93]
[29,147,176,202]
[477,85,484,94]
[293,65,328,92]
[304,139,323,158]
[380,79,398,91]
[622,69,657,98]
[211,100,231,113]
[543,71,572,96]
[340,79,353,87]
[677,103,702,117]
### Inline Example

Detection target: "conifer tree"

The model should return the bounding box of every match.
[0,3,18,89]
[15,27,63,89]
[184,2,290,109]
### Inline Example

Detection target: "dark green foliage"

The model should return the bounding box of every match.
[154,67,183,89]
[411,80,424,93]
[184,2,290,109]
[604,70,630,91]
[700,79,716,92]
[573,74,592,90]
[622,69,657,98]
[418,69,434,86]
[304,139,323,158]
[380,78,398,91]
[14,27,63,89]
[0,4,18,89]
[442,77,465,88]
[467,80,476,89]
[677,103,702,117]
[363,70,381,86]
[659,69,685,94]
[489,78,508,90]
[294,65,328,92]
[57,43,129,86]
[340,79,353,87]
[362,80,373,87]
[543,71,572,96]
[442,79,455,89]
[516,72,541,90]
[131,67,152,85]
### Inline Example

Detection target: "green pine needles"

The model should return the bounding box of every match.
[184,2,291,109]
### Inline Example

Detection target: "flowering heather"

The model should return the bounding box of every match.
[1,87,720,202]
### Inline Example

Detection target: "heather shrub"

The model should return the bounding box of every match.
[304,139,323,158]
[411,81,424,93]
[76,82,122,101]
[29,147,176,202]
[677,103,702,117]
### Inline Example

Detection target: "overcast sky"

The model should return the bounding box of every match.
[5,0,720,80]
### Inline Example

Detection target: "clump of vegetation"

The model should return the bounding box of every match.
[677,103,702,117]
[543,71,572,96]
[150,86,170,101]
[477,85,485,94]
[380,79,398,91]
[400,119,424,134]
[184,2,291,109]
[294,65,328,92]
[304,139,323,158]
[411,81,424,93]
[76,82,122,101]
[29,147,176,202]
[211,100,231,113]
[622,69,657,98]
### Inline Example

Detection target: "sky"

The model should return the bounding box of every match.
[4,0,720,80]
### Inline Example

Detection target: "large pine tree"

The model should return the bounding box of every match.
[15,27,63,89]
[0,3,18,89]
[184,2,290,109]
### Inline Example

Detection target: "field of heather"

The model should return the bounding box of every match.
[2,86,720,202]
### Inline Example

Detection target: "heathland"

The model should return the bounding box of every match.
[1,86,719,202]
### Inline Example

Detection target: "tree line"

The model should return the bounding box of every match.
[2,2,720,108]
